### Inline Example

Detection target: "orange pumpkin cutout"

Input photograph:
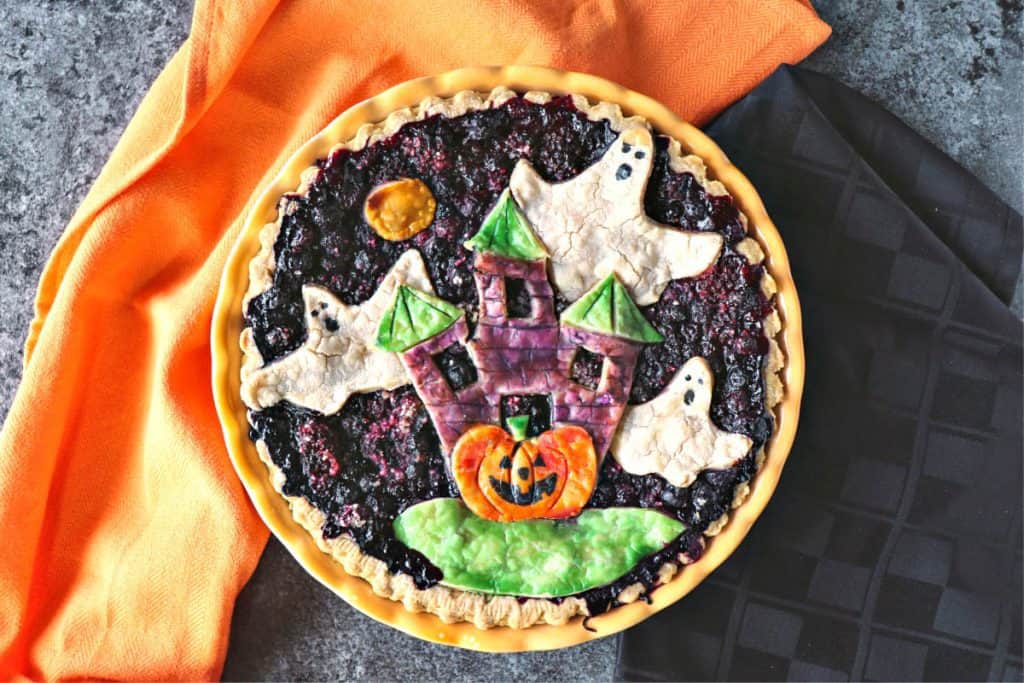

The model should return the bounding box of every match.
[452,417,598,522]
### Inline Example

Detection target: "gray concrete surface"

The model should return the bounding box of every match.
[0,1,1020,681]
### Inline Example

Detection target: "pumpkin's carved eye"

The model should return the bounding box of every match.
[533,453,545,467]
[499,455,512,469]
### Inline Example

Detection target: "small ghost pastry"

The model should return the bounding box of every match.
[611,356,752,487]
[240,249,434,414]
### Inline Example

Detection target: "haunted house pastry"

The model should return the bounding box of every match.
[240,87,784,628]
[378,190,662,522]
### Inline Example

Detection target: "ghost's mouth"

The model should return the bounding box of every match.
[684,389,695,405]
[488,474,559,506]
[616,163,633,180]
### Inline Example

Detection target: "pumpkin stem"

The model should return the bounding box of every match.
[506,415,531,442]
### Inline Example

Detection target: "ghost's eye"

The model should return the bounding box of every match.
[320,302,328,310]
[698,378,703,385]
[635,150,645,160]
[311,310,319,317]
[684,375,691,381]
[622,143,632,153]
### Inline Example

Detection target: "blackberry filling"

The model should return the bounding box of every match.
[245,95,773,615]
[499,394,553,437]
[504,276,533,318]
[433,344,477,392]
[569,346,604,390]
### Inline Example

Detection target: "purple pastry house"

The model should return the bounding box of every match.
[376,189,664,463]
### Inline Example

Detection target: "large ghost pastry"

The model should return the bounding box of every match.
[510,127,724,305]
[612,356,752,487]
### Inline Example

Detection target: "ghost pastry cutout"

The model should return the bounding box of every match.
[611,356,752,487]
[241,249,434,415]
[510,127,724,305]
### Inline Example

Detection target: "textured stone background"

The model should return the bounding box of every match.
[0,1,1020,680]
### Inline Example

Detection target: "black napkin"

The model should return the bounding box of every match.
[616,66,1023,682]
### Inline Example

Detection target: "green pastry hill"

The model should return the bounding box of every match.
[394,498,684,597]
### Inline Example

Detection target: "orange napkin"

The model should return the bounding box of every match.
[0,0,828,678]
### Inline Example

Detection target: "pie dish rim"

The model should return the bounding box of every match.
[210,65,806,652]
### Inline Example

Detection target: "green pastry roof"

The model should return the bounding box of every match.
[464,189,549,261]
[561,274,664,343]
[376,285,463,352]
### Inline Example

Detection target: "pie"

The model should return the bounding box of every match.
[238,88,784,629]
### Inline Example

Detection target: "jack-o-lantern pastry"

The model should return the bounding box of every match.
[452,418,597,522]
[239,88,785,630]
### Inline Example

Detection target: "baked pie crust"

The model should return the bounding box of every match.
[212,67,804,650]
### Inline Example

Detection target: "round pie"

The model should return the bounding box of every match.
[230,81,792,634]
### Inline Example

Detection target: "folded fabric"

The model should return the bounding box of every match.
[617,65,1023,682]
[0,1,829,679]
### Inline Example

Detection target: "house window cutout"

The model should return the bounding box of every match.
[433,343,478,392]
[500,394,552,437]
[569,346,605,391]
[504,277,532,319]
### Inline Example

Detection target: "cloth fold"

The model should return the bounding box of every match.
[617,65,1022,682]
[0,0,828,679]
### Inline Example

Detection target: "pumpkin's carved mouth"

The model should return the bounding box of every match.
[488,473,559,506]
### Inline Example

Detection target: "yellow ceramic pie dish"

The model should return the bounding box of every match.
[211,65,805,652]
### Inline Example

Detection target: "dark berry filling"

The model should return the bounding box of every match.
[569,346,604,390]
[499,394,553,437]
[504,277,533,318]
[245,95,773,615]
[250,386,454,588]
[433,344,477,392]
